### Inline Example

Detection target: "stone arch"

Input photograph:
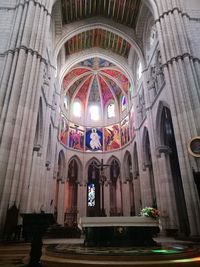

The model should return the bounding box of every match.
[86,157,102,216]
[141,126,149,165]
[133,142,139,178]
[158,105,190,235]
[155,101,170,147]
[68,155,83,184]
[85,157,101,181]
[53,20,143,62]
[142,126,157,207]
[51,0,158,18]
[123,150,133,181]
[57,149,66,181]
[107,155,121,181]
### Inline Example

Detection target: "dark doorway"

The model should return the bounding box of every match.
[193,170,200,200]
[161,107,190,235]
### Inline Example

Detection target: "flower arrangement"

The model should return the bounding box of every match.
[140,207,160,220]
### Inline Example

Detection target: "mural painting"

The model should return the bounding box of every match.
[129,105,135,139]
[69,123,84,151]
[59,115,68,146]
[104,124,120,151]
[86,128,103,152]
[121,116,130,146]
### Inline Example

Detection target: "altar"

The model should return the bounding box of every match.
[79,216,160,247]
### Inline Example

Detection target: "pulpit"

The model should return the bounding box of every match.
[21,213,55,267]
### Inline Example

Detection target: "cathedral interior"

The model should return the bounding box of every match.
[0,0,200,256]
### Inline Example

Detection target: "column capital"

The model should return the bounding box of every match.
[156,145,172,158]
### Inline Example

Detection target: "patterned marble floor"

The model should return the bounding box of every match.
[0,237,199,267]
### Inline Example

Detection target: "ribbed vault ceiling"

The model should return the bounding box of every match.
[63,57,130,110]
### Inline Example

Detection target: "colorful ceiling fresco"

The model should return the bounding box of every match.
[61,0,141,28]
[63,58,131,110]
[64,28,131,58]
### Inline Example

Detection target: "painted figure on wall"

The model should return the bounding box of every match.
[60,115,68,146]
[104,124,120,151]
[121,116,130,146]
[69,124,84,151]
[86,128,103,151]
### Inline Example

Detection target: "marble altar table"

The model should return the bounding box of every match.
[79,216,160,247]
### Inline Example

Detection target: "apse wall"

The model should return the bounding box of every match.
[59,105,135,152]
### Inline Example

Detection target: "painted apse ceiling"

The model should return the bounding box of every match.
[63,57,131,111]
[60,0,137,152]
[61,0,139,113]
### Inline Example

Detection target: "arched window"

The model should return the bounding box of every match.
[88,183,95,207]
[64,95,68,110]
[107,103,115,118]
[150,25,157,47]
[90,105,100,121]
[121,95,127,112]
[73,101,81,117]
[137,62,142,81]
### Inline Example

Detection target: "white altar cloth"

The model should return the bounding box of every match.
[78,216,159,230]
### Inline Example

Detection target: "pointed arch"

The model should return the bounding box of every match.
[142,126,150,164]
[57,149,66,180]
[133,142,139,178]
[123,150,133,181]
[85,157,101,175]
[155,101,170,146]
[68,155,83,183]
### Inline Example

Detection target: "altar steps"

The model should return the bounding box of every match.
[42,247,200,267]
[0,243,30,267]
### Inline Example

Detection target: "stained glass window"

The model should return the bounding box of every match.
[107,103,115,118]
[73,101,81,117]
[88,183,95,207]
[121,95,127,112]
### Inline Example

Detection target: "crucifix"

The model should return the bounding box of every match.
[94,159,110,216]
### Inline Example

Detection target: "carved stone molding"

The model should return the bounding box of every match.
[156,145,172,157]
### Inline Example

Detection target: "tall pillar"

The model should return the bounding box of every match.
[122,181,130,216]
[104,182,110,216]
[77,183,87,219]
[57,181,65,225]
[0,0,52,233]
[156,147,179,231]
[154,0,200,235]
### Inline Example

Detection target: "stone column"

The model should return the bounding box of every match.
[154,0,200,235]
[104,182,110,216]
[156,146,179,231]
[121,181,130,216]
[77,183,87,218]
[133,175,142,215]
[0,1,52,232]
[57,181,65,225]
